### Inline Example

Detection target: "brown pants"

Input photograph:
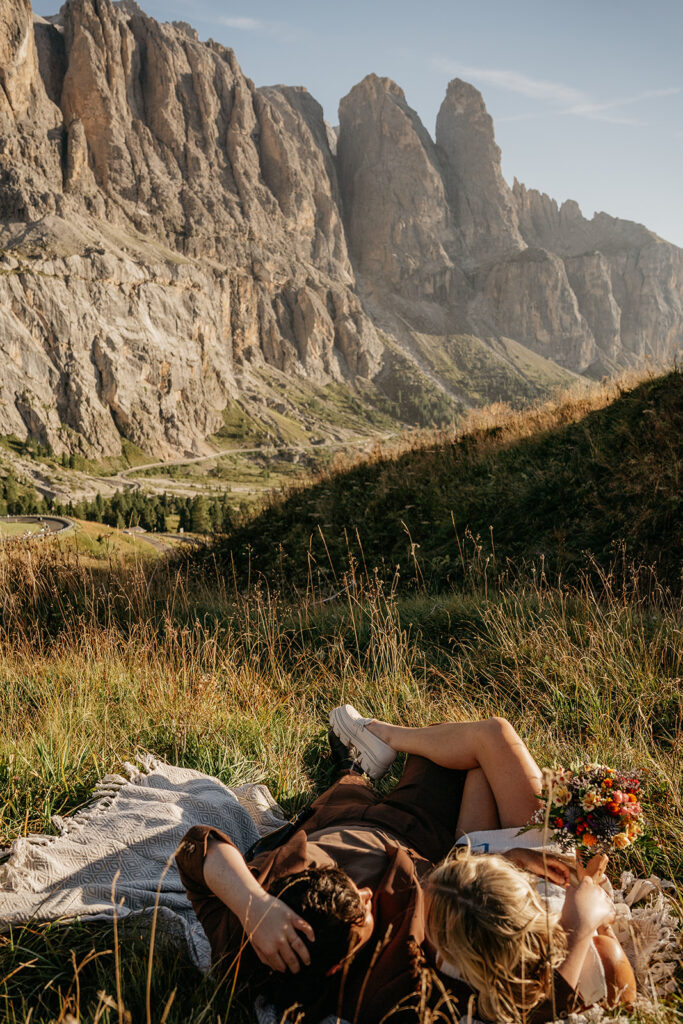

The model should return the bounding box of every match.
[304,755,467,865]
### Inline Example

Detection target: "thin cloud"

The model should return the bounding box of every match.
[431,57,585,106]
[217,15,299,40]
[567,87,680,120]
[219,16,263,31]
[432,56,680,127]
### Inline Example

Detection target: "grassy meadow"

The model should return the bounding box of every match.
[0,369,681,1023]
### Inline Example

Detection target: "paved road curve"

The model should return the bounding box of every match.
[0,515,74,538]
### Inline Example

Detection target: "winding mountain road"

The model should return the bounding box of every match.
[0,514,74,539]
[1,430,400,506]
[115,431,397,480]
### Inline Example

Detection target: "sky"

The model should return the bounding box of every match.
[33,0,683,248]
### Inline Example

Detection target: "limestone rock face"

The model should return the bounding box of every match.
[33,15,66,107]
[0,0,381,456]
[0,2,63,223]
[0,0,37,116]
[564,252,621,363]
[475,248,597,370]
[0,216,237,456]
[338,75,458,303]
[337,74,683,374]
[512,181,683,369]
[436,79,524,268]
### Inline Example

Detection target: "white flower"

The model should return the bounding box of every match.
[554,785,572,806]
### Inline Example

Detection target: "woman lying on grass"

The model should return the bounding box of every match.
[330,708,637,1021]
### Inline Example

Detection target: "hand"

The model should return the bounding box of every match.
[504,847,571,887]
[242,893,315,973]
[576,851,609,884]
[561,875,615,939]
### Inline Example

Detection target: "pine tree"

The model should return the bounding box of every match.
[3,473,18,506]
[190,495,210,534]
[178,501,191,532]
[220,494,233,533]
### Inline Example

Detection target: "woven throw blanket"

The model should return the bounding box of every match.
[0,757,285,972]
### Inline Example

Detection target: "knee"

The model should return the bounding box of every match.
[593,935,636,1006]
[484,716,517,743]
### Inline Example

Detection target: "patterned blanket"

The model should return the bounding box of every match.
[0,757,285,971]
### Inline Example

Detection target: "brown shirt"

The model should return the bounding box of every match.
[177,821,464,1022]
[307,824,399,887]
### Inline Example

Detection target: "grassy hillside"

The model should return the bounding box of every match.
[372,329,578,427]
[0,539,681,1023]
[408,330,578,405]
[212,371,682,594]
[0,328,581,513]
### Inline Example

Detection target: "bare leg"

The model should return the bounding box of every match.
[455,768,500,838]
[593,933,636,1006]
[368,717,543,828]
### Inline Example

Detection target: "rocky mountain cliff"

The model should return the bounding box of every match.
[340,75,682,376]
[0,0,681,458]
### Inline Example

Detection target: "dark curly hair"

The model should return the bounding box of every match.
[265,867,366,1021]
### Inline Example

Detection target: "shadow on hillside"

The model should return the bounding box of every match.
[205,371,682,596]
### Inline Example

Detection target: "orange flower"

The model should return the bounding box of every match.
[602,779,613,788]
[606,801,621,815]
[582,833,597,847]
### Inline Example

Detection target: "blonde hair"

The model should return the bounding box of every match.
[426,848,567,1022]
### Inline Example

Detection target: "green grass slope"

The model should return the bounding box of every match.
[409,331,578,405]
[372,330,579,427]
[214,371,683,593]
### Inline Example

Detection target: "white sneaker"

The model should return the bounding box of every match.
[329,704,397,780]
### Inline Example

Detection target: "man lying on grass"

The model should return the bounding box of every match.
[176,711,635,1023]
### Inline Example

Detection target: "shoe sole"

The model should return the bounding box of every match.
[329,706,394,779]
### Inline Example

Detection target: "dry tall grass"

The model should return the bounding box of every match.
[323,366,663,480]
[0,535,680,1021]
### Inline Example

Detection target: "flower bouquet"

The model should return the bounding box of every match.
[532,764,644,856]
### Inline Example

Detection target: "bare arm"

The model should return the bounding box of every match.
[503,848,571,887]
[557,876,615,990]
[203,839,315,973]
